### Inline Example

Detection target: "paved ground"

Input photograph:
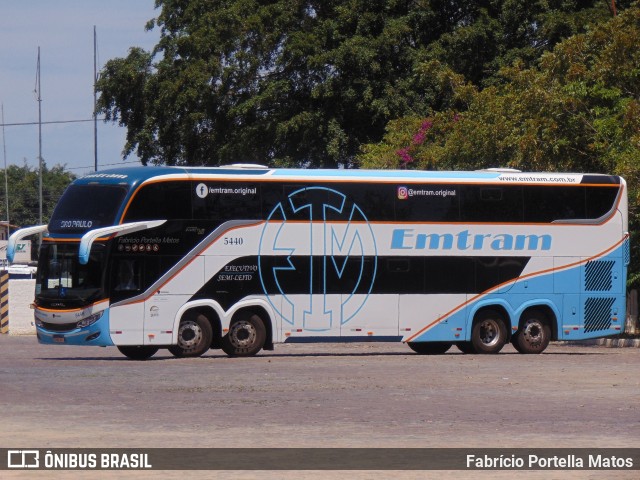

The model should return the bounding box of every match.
[1,336,639,479]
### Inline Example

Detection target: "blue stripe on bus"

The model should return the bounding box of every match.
[270,169,500,179]
[76,166,620,184]
[74,166,620,187]
[409,242,627,343]
[76,166,502,185]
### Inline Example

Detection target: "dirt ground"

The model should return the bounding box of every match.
[1,336,639,479]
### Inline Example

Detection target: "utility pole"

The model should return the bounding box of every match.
[36,47,43,230]
[94,26,98,172]
[1,104,9,239]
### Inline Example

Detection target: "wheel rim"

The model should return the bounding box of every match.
[478,319,501,347]
[522,320,543,346]
[177,320,203,349]
[229,320,257,348]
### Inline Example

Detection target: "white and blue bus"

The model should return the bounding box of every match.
[8,166,629,359]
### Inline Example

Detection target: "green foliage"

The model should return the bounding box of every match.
[0,163,75,229]
[97,0,607,167]
[360,4,640,286]
[95,1,640,284]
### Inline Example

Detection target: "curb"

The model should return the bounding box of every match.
[564,338,640,348]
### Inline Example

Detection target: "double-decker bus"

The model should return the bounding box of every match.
[8,166,628,359]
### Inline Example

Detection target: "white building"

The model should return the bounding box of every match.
[0,222,33,267]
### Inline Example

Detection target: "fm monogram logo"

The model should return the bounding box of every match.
[258,187,377,331]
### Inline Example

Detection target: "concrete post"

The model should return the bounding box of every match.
[625,289,638,335]
[0,272,8,333]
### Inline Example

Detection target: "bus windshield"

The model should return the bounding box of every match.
[49,184,129,234]
[36,243,107,305]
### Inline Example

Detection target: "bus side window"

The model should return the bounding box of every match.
[192,182,261,221]
[111,259,142,300]
[394,185,459,222]
[523,186,586,222]
[460,185,523,222]
[586,186,619,220]
[114,260,138,291]
[125,182,192,221]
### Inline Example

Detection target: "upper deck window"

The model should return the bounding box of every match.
[124,182,192,221]
[523,185,619,223]
[49,184,129,234]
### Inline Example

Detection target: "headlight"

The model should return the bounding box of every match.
[76,311,104,329]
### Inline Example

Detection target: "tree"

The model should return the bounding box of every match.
[359,4,640,285]
[0,162,75,229]
[97,0,609,167]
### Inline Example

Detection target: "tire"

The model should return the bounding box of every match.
[456,342,476,354]
[471,310,507,354]
[221,312,266,357]
[117,346,159,360]
[168,313,213,358]
[407,342,452,355]
[510,333,525,353]
[514,310,551,354]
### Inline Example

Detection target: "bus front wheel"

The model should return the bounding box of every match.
[407,342,452,355]
[169,313,213,358]
[117,346,159,360]
[456,342,476,354]
[471,310,507,354]
[221,313,266,357]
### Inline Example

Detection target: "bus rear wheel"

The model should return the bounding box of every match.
[471,310,507,354]
[117,346,159,360]
[221,313,266,357]
[407,342,452,355]
[169,313,213,358]
[513,311,551,354]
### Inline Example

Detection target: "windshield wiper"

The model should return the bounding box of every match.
[81,289,103,304]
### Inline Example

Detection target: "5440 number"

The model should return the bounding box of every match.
[223,237,244,246]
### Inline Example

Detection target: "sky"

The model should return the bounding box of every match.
[0,0,160,177]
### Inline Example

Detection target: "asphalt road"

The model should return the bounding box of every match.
[1,336,639,479]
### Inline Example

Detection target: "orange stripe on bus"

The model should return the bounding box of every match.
[36,299,109,314]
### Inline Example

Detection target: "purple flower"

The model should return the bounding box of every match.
[413,131,426,144]
[396,147,413,164]
[420,120,434,131]
[412,119,433,145]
